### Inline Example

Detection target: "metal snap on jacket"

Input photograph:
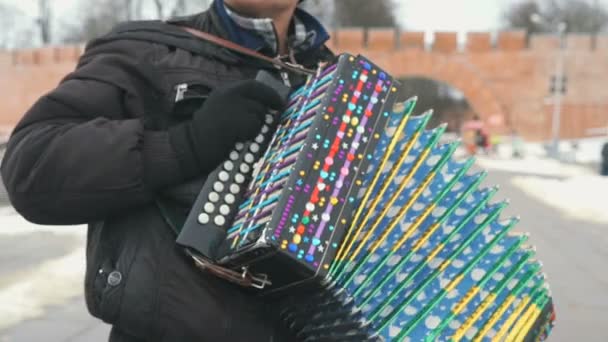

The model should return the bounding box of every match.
[107,271,122,286]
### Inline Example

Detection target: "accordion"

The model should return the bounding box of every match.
[176,54,555,341]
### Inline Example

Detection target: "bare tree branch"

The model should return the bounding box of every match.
[545,0,608,33]
[503,0,608,35]
[61,0,128,43]
[299,0,334,28]
[152,0,164,19]
[37,0,52,44]
[334,0,396,27]
[133,0,144,20]
[0,4,14,48]
[171,0,187,17]
[123,0,135,20]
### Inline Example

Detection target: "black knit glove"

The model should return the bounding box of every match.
[169,80,285,179]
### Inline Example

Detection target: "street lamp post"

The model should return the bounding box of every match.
[550,22,567,158]
[531,14,567,158]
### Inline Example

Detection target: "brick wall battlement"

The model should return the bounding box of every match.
[1,30,608,141]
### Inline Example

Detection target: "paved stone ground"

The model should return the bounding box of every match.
[0,297,111,342]
[0,169,606,341]
[483,170,608,342]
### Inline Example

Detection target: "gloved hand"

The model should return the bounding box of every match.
[169,80,285,178]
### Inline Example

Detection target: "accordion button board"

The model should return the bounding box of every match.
[178,117,279,258]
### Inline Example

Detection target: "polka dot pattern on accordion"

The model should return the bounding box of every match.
[279,98,554,341]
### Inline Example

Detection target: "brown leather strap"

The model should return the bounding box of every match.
[179,26,316,76]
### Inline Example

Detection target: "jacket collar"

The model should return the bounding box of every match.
[166,4,335,70]
[212,0,329,57]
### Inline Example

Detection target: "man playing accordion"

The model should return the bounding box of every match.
[1,0,330,341]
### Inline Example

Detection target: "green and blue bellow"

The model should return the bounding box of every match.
[280,96,555,341]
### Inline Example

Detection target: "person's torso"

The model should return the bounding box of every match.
[81,16,332,342]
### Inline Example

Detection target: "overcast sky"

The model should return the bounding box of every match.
[2,0,520,31]
[2,0,607,42]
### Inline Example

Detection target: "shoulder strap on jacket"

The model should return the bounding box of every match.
[176,26,316,76]
[95,20,316,76]
[93,21,217,58]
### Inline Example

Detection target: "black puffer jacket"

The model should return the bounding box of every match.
[0,7,333,342]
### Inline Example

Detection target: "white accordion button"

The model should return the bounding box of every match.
[240,163,251,174]
[225,194,236,204]
[203,202,215,213]
[214,215,226,226]
[208,192,220,202]
[244,153,255,164]
[234,173,246,184]
[213,182,224,192]
[230,184,241,194]
[219,205,230,216]
[198,213,210,224]
[223,161,234,171]
[218,171,230,182]
[229,151,240,161]
[261,125,270,134]
[249,143,260,153]
[265,114,274,125]
[235,142,245,151]
[255,134,265,144]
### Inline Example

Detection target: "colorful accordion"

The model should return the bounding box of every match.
[177,54,555,341]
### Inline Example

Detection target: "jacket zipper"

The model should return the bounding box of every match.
[175,83,189,102]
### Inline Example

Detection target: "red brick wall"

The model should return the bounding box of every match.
[0,47,82,137]
[497,31,526,51]
[466,32,492,53]
[433,32,458,53]
[2,32,608,141]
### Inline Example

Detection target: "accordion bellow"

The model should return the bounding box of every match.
[177,54,556,341]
